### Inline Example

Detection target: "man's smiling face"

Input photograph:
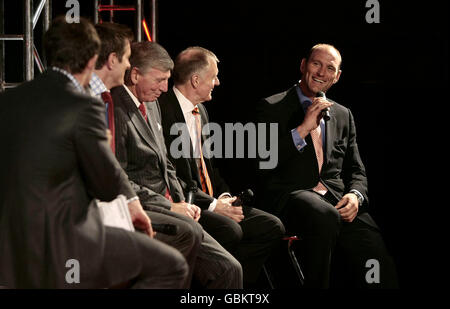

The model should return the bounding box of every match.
[300,45,342,97]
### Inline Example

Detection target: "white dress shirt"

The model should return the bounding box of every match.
[173,86,232,211]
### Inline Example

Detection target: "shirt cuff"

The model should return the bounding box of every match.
[208,198,218,212]
[291,128,307,152]
[349,189,364,204]
[126,196,139,204]
[218,192,232,199]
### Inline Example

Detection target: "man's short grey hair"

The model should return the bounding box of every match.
[173,46,219,85]
[125,41,173,85]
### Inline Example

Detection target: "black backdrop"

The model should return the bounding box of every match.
[2,0,448,289]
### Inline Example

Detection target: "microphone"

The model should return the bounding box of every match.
[151,223,178,235]
[186,181,198,204]
[232,189,255,206]
[316,91,330,121]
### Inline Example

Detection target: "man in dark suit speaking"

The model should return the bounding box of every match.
[256,44,398,288]
[0,17,187,288]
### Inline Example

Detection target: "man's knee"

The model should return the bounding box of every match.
[222,254,243,287]
[286,191,341,234]
[178,220,203,250]
[171,248,189,279]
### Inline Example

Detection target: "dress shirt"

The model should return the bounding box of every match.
[51,67,85,93]
[123,84,144,109]
[89,72,110,126]
[173,86,232,211]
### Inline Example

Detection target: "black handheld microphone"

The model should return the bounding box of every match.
[186,182,198,204]
[316,91,330,121]
[151,223,178,235]
[232,189,255,206]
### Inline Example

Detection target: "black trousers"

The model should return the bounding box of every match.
[281,190,398,288]
[199,206,285,285]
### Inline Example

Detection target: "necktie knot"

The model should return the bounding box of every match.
[192,106,200,115]
[101,91,113,105]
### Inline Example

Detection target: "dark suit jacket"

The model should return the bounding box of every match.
[159,88,230,209]
[111,85,185,211]
[0,70,138,288]
[256,85,376,227]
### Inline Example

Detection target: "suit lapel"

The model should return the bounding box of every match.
[117,86,161,157]
[146,102,166,157]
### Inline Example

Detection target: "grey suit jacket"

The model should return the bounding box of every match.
[111,85,185,212]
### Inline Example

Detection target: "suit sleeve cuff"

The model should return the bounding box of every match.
[208,198,218,212]
[291,128,307,151]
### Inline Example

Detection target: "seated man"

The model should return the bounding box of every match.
[158,46,285,287]
[89,22,203,288]
[0,17,187,289]
[111,41,242,289]
[256,43,398,288]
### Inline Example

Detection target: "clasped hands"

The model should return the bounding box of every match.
[214,196,244,223]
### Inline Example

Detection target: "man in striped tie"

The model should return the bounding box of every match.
[159,47,285,288]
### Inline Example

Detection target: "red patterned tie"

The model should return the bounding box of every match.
[138,103,148,122]
[192,106,213,196]
[310,124,328,195]
[100,91,115,154]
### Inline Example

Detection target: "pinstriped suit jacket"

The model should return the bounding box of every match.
[111,85,185,211]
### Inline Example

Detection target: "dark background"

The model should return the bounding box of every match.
[2,0,448,289]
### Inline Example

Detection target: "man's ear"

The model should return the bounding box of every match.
[86,54,98,71]
[107,52,117,70]
[190,74,200,89]
[300,58,306,75]
[130,67,139,85]
[333,69,342,84]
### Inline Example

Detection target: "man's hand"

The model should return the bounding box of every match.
[128,199,155,238]
[296,97,333,138]
[214,196,244,223]
[171,201,201,221]
[335,193,359,222]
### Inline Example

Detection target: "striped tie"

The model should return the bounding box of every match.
[192,106,213,196]
[310,124,328,195]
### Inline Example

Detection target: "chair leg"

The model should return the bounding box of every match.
[262,264,275,289]
[284,236,305,286]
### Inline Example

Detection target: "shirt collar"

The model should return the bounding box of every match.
[51,66,85,93]
[295,80,313,112]
[89,72,108,97]
[123,84,142,109]
[173,86,196,116]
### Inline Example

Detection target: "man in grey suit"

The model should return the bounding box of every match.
[0,17,187,288]
[90,22,202,288]
[111,41,242,289]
